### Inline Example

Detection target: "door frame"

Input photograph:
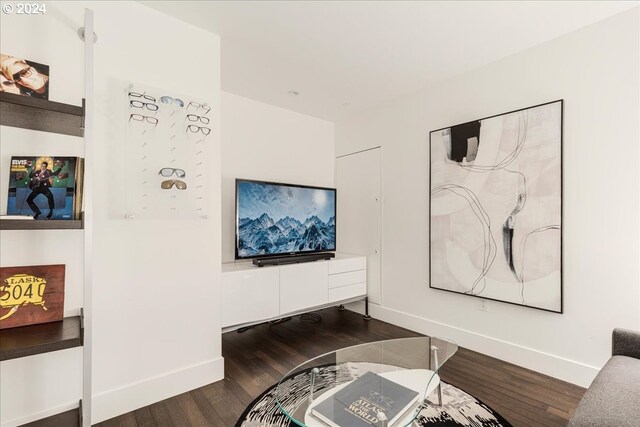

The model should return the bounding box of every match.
[335,146,383,306]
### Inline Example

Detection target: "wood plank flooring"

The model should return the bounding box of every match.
[97,308,585,427]
[22,408,79,427]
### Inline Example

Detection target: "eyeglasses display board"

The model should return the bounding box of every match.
[124,83,211,220]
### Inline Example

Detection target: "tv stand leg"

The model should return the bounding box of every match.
[363,296,372,321]
[337,304,345,311]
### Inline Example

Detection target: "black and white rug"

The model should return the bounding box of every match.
[236,364,512,427]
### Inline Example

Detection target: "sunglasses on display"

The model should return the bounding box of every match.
[186,125,211,136]
[130,100,159,111]
[128,92,156,103]
[12,67,34,81]
[186,114,210,125]
[160,96,185,108]
[161,179,187,190]
[187,101,211,114]
[129,114,158,125]
[2,79,19,90]
[158,167,186,178]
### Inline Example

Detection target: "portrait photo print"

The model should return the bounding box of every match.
[0,53,50,99]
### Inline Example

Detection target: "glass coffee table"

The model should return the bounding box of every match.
[275,337,458,427]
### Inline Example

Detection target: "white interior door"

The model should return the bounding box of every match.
[336,148,382,304]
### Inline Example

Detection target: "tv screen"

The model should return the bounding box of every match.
[236,179,336,259]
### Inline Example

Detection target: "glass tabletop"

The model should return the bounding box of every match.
[275,336,458,427]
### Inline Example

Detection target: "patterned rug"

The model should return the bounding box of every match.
[236,364,512,427]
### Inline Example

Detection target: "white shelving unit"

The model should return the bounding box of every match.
[0,9,94,426]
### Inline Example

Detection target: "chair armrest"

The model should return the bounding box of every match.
[612,328,640,359]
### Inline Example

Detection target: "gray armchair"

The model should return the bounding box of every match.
[568,328,640,427]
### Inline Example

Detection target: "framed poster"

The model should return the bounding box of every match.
[429,100,563,313]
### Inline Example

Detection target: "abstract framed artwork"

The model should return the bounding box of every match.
[429,100,563,313]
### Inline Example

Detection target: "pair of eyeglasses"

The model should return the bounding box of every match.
[12,67,34,81]
[159,168,185,178]
[187,101,211,114]
[129,92,156,103]
[161,179,187,190]
[161,96,184,108]
[130,100,159,112]
[186,114,210,125]
[129,114,158,125]
[186,125,211,135]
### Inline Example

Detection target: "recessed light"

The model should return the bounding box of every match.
[288,90,299,96]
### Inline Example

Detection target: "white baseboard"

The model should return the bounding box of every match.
[367,305,600,388]
[92,356,225,424]
[1,402,79,427]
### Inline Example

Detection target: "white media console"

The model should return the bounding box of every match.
[221,253,367,330]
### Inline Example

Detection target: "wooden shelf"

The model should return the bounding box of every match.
[21,406,80,427]
[0,215,83,230]
[0,316,82,361]
[0,92,84,137]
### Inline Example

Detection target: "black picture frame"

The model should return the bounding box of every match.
[428,100,564,314]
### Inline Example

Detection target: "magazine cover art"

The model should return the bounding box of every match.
[0,54,49,99]
[7,156,77,219]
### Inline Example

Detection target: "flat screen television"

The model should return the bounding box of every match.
[235,179,336,259]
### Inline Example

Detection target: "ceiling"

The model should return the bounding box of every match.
[144,1,638,122]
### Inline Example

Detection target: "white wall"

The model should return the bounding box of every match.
[336,8,640,387]
[221,92,335,263]
[0,2,222,425]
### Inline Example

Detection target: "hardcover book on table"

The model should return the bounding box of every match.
[311,371,420,427]
[6,156,83,220]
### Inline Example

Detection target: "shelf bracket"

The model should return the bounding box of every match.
[80,98,86,131]
[80,308,85,346]
[77,27,98,43]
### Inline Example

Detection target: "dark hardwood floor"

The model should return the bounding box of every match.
[97,308,585,427]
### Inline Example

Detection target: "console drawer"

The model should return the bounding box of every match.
[328,256,366,274]
[328,282,366,302]
[328,270,366,289]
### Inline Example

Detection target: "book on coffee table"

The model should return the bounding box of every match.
[311,371,420,427]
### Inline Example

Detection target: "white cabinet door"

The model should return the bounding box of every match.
[279,262,328,314]
[222,268,279,327]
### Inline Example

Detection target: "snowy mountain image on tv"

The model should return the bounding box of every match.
[237,181,336,258]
